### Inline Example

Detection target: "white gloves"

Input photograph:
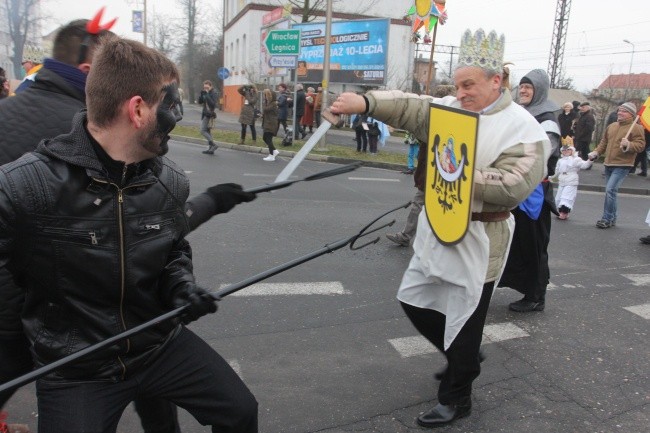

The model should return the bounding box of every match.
[587,151,598,161]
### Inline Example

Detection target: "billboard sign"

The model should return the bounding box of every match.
[292,18,389,85]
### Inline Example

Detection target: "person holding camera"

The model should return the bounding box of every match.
[199,79,218,155]
[237,85,258,145]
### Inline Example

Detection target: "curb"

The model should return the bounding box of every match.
[171,134,650,196]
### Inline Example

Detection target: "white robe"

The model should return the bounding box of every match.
[397,97,550,350]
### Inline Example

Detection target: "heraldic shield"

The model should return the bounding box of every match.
[425,103,479,245]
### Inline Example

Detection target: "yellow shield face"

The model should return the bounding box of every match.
[425,103,479,245]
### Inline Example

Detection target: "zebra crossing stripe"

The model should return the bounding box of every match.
[225,282,349,296]
[388,322,529,358]
[624,304,650,320]
[622,274,650,286]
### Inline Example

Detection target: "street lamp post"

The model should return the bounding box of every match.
[623,39,634,100]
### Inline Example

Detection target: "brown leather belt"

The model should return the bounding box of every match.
[471,211,511,222]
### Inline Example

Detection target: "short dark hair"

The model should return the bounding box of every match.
[86,37,179,126]
[52,19,113,66]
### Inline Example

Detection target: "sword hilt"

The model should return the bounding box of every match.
[321,109,344,128]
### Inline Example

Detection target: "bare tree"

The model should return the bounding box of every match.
[281,0,381,23]
[4,0,40,77]
[175,0,222,103]
[148,13,176,57]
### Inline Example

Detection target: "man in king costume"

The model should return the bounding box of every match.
[331,29,550,427]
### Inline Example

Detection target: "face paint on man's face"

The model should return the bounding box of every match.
[156,82,181,148]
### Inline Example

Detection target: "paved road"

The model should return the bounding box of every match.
[5,140,649,432]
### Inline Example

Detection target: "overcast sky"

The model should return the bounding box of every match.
[43,0,649,93]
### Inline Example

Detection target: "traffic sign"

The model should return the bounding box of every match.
[268,56,297,68]
[217,67,230,80]
[264,29,301,55]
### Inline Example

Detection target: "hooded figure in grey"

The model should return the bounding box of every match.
[518,69,561,174]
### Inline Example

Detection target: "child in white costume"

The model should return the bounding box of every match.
[552,144,592,219]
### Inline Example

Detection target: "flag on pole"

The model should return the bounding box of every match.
[639,96,650,131]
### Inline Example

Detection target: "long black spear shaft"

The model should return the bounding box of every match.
[0,233,362,394]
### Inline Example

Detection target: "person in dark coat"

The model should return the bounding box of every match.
[237,85,258,144]
[199,80,219,154]
[499,69,560,313]
[0,36,257,433]
[573,102,596,161]
[261,88,280,161]
[294,83,306,139]
[276,83,291,134]
[0,19,255,433]
[557,101,577,138]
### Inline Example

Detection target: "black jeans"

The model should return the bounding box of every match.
[263,131,276,155]
[0,335,181,433]
[36,327,258,433]
[355,129,368,152]
[240,123,256,141]
[400,281,495,404]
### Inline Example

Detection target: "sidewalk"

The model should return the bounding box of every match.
[573,162,650,196]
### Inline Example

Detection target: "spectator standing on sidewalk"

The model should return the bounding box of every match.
[558,101,577,139]
[314,86,323,127]
[402,131,419,175]
[199,79,218,154]
[294,83,306,139]
[588,102,646,228]
[237,85,258,145]
[574,102,596,161]
[631,127,650,176]
[277,83,291,134]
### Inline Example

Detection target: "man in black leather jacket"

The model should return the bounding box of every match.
[0,37,257,433]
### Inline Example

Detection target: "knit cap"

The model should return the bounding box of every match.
[619,102,637,116]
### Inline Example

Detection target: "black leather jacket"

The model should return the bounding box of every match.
[0,112,193,381]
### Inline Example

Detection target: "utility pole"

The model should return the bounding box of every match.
[318,0,333,150]
[547,0,571,88]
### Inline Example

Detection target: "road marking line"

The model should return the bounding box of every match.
[624,303,650,320]
[225,281,350,296]
[388,322,529,358]
[348,177,400,182]
[622,274,650,286]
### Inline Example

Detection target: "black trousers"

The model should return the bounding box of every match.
[0,335,182,433]
[355,129,368,152]
[400,281,495,404]
[240,123,256,141]
[35,327,257,433]
[499,204,551,303]
[263,131,276,155]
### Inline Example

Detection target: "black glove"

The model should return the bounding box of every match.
[200,90,207,95]
[206,183,256,214]
[172,283,218,325]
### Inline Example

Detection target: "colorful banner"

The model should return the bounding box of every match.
[425,103,479,245]
[292,19,389,85]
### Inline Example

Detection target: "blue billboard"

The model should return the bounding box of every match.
[292,18,389,85]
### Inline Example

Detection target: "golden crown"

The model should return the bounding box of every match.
[22,44,45,63]
[457,29,505,73]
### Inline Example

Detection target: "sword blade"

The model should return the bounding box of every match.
[274,120,332,183]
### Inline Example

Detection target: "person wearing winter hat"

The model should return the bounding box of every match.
[551,144,593,220]
[574,101,596,161]
[588,102,646,228]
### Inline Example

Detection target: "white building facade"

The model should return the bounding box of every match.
[221,0,415,113]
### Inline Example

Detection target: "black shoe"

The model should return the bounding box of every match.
[202,143,217,154]
[417,398,472,428]
[639,235,650,245]
[401,168,414,174]
[301,132,307,139]
[637,172,647,177]
[509,298,545,312]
